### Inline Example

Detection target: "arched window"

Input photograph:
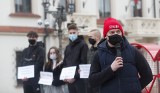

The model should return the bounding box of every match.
[15,0,31,13]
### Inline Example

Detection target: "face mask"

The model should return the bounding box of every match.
[88,38,96,45]
[50,54,56,60]
[28,39,36,45]
[108,34,122,45]
[69,34,78,41]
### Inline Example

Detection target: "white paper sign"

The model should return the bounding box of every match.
[18,65,34,79]
[60,66,76,80]
[79,64,91,78]
[38,71,53,85]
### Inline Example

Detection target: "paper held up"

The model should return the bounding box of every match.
[18,65,34,79]
[60,66,76,80]
[38,71,53,85]
[79,64,91,78]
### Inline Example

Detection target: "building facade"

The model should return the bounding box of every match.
[0,0,160,93]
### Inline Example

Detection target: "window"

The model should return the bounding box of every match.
[65,0,76,14]
[15,0,31,13]
[55,0,76,14]
[16,51,23,86]
[99,0,111,18]
[131,0,142,17]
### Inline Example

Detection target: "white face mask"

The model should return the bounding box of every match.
[50,54,56,60]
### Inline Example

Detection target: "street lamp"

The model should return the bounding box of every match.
[52,5,67,54]
[40,0,75,55]
[42,0,50,19]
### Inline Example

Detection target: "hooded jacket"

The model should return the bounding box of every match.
[89,37,153,93]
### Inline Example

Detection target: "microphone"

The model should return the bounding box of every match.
[115,43,121,57]
[115,43,123,70]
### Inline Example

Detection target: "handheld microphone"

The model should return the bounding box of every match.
[115,43,122,93]
[115,43,121,57]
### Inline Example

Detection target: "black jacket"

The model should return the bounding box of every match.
[44,62,65,86]
[87,46,97,64]
[20,43,45,85]
[63,35,88,79]
[89,37,153,93]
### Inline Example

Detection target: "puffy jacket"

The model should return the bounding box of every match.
[89,37,153,93]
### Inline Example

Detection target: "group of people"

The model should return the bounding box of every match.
[20,17,153,93]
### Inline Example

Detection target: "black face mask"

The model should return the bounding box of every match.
[88,38,96,45]
[108,34,122,45]
[28,39,36,45]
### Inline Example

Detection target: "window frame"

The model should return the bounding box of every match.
[10,0,40,18]
[98,0,111,18]
[15,51,23,86]
[15,0,32,13]
[131,0,142,17]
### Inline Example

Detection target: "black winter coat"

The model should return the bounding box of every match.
[63,35,88,79]
[20,43,45,85]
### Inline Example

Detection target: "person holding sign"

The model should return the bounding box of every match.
[63,23,88,93]
[20,31,45,93]
[43,47,69,93]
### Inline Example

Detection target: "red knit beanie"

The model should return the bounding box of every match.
[103,17,124,38]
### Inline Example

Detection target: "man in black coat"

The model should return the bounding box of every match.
[87,29,101,64]
[63,24,88,93]
[20,31,45,93]
[89,17,153,93]
[87,29,101,93]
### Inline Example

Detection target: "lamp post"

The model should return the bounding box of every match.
[41,0,50,58]
[40,0,76,55]
[52,5,67,54]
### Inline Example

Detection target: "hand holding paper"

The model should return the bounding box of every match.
[60,66,76,80]
[38,71,53,85]
[79,64,91,78]
[18,65,34,79]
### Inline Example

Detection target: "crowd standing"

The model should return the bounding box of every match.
[19,17,153,93]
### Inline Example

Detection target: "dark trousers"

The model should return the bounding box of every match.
[85,79,99,93]
[23,84,40,93]
[68,79,86,93]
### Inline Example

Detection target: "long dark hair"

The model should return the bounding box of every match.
[45,46,62,69]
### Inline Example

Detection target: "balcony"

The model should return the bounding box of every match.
[125,18,160,37]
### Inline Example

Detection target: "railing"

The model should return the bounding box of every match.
[125,18,160,36]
